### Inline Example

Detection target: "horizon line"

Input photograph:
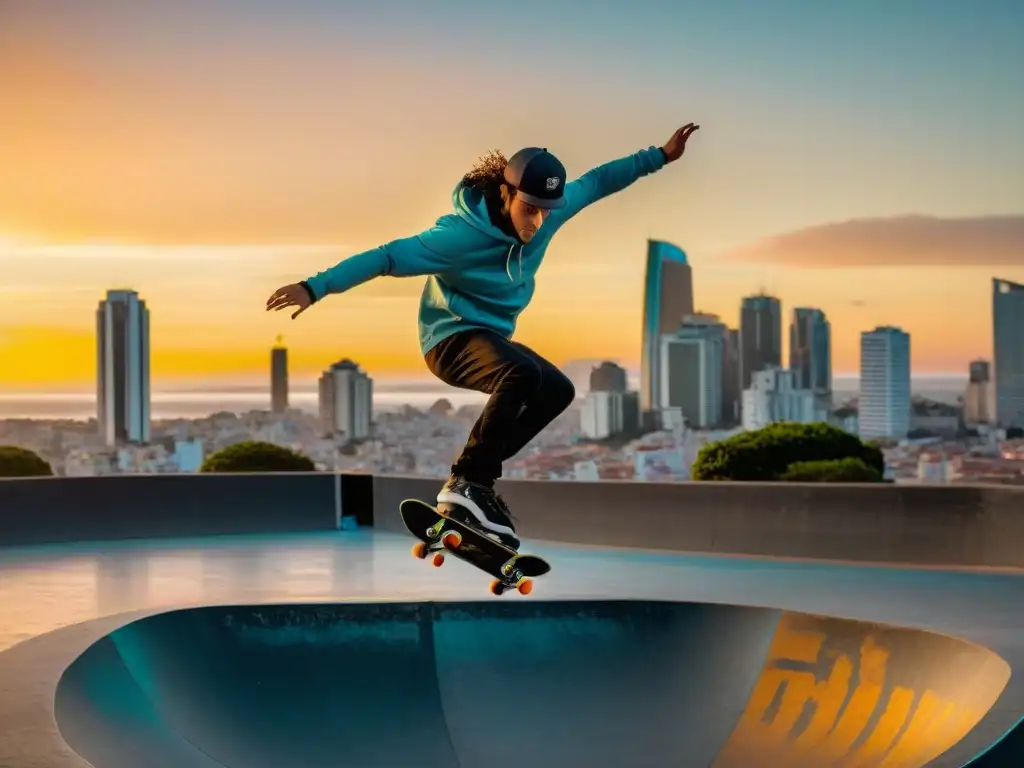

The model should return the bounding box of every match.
[0,371,977,397]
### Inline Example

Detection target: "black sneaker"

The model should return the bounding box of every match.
[436,476,520,549]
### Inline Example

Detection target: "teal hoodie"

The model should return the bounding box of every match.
[303,146,667,355]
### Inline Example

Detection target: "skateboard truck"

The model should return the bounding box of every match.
[409,521,456,569]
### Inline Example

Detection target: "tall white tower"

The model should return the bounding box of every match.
[858,326,911,440]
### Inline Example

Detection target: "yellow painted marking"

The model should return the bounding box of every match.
[713,613,1008,767]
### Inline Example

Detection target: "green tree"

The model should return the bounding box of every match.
[0,445,54,477]
[200,441,315,473]
[779,457,883,483]
[692,422,884,481]
[860,439,885,474]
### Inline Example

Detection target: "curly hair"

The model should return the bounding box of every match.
[461,150,509,197]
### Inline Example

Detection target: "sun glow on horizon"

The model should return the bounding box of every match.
[3,1,1022,390]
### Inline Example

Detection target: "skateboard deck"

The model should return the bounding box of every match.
[399,498,550,596]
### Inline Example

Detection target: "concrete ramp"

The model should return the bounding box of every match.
[54,601,1010,768]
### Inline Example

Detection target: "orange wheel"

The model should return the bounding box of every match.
[517,579,533,595]
[432,553,445,567]
[441,530,462,550]
[411,541,428,559]
[489,579,505,595]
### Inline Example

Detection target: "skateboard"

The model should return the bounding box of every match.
[399,498,550,596]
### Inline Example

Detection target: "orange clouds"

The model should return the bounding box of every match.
[718,215,1024,268]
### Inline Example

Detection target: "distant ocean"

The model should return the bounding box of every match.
[0,390,488,422]
[0,376,966,422]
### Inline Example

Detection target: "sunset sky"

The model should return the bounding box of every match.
[2,0,1023,390]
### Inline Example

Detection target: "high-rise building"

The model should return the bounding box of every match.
[96,289,150,446]
[639,240,694,419]
[582,362,638,438]
[722,328,741,427]
[270,337,288,414]
[993,277,1024,428]
[581,391,625,440]
[965,359,992,426]
[589,361,628,393]
[859,326,911,440]
[789,308,832,398]
[739,294,782,390]
[621,391,640,434]
[741,367,823,431]
[318,359,373,439]
[660,313,726,429]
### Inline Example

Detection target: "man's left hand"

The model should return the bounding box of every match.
[662,123,700,163]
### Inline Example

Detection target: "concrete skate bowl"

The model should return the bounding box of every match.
[55,600,1009,768]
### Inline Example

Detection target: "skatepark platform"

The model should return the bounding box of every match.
[1,473,1024,767]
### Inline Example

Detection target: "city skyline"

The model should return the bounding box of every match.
[2,275,1002,396]
[0,277,1011,396]
[2,1,1023,388]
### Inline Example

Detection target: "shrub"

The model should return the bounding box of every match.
[860,440,886,474]
[779,457,883,483]
[692,422,883,481]
[200,441,315,473]
[0,445,54,477]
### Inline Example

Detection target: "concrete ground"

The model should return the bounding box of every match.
[1,530,1023,767]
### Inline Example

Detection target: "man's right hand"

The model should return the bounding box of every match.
[266,283,313,319]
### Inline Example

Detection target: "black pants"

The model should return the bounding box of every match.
[425,329,576,486]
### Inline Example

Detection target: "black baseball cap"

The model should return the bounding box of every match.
[504,147,567,209]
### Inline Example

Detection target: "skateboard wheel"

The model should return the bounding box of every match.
[432,553,445,567]
[517,579,533,596]
[489,579,506,596]
[441,530,462,550]
[411,542,428,559]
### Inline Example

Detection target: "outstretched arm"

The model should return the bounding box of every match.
[301,216,465,302]
[559,122,699,219]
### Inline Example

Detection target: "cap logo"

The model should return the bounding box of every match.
[545,176,560,191]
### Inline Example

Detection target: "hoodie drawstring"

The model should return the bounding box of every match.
[504,243,513,282]
[504,243,524,283]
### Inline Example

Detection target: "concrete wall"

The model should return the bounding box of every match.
[2,472,1023,570]
[0,473,339,546]
[371,475,1024,569]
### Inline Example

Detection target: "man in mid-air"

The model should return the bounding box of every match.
[267,122,700,549]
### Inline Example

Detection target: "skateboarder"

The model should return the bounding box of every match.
[266,123,700,549]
